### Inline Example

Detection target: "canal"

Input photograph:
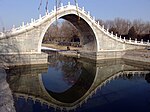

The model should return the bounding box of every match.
[2,51,150,112]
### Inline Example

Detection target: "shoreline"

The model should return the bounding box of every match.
[42,45,150,65]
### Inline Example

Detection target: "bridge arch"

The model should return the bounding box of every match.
[38,6,100,52]
[0,3,149,65]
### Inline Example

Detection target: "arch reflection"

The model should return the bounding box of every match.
[42,54,96,103]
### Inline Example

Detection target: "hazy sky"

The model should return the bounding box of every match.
[0,0,150,30]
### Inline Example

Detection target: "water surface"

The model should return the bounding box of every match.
[5,52,150,112]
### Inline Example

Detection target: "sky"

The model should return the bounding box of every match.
[0,0,150,31]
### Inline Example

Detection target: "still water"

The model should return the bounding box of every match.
[5,52,150,112]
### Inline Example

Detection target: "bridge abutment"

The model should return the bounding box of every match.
[79,50,125,60]
[0,53,48,66]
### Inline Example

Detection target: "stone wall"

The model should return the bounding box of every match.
[0,68,16,112]
[124,50,150,63]
[0,53,48,66]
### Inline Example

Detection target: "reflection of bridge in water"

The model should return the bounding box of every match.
[7,59,150,111]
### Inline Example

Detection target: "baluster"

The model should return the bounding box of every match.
[31,18,33,23]
[22,22,24,27]
[76,3,78,8]
[97,21,99,25]
[129,38,131,42]
[68,1,70,6]
[39,14,42,19]
[93,16,95,21]
[47,9,49,14]
[82,7,84,12]
[13,25,15,29]
[54,6,56,11]
[119,35,122,40]
[111,31,113,36]
[106,29,109,33]
[88,11,90,16]
[61,3,63,7]
[115,34,118,38]
[135,38,137,43]
[45,10,48,15]
[102,25,104,29]
[124,37,126,41]
[141,39,143,44]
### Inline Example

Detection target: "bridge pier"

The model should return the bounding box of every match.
[0,53,48,66]
[79,50,125,60]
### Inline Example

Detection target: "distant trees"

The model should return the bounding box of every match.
[43,20,80,44]
[97,18,150,41]
[109,27,118,35]
[132,19,149,34]
[97,18,131,35]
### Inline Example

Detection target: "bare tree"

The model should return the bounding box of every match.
[43,20,80,44]
[132,19,145,34]
[113,18,131,35]
[97,18,150,36]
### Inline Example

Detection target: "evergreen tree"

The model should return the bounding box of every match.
[128,26,137,39]
[109,27,119,35]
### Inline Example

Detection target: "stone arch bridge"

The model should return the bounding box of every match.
[0,2,150,65]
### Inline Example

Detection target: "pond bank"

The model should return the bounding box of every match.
[42,46,150,65]
[124,49,150,64]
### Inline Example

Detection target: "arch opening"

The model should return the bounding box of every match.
[61,14,97,51]
[41,14,97,52]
